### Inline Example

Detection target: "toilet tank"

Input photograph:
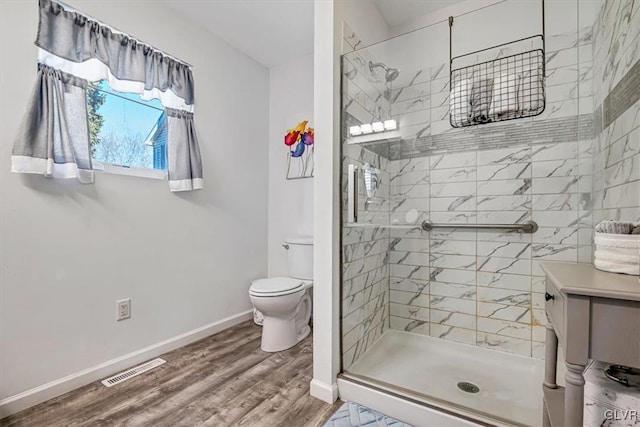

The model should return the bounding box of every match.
[285,237,313,280]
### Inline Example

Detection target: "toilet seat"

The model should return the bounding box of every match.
[249,277,305,297]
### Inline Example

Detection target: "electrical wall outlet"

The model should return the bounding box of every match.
[116,298,131,321]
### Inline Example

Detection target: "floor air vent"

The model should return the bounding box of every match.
[101,358,166,387]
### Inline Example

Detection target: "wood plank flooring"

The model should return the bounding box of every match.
[1,321,342,427]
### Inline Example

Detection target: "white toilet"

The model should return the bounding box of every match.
[249,237,313,352]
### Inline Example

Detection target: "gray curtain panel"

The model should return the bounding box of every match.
[13,0,204,191]
[36,0,194,105]
[12,64,94,184]
[11,0,203,191]
[166,108,203,191]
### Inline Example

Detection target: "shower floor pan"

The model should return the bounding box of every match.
[345,330,544,426]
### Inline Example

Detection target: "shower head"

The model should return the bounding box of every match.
[385,67,400,82]
[368,61,400,83]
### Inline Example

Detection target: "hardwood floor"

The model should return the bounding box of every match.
[1,321,342,427]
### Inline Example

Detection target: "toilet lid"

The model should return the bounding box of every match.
[249,277,305,296]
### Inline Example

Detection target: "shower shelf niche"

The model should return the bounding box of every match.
[347,130,401,145]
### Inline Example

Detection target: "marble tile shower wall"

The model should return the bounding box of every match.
[341,25,392,370]
[383,26,595,158]
[387,158,430,338]
[387,139,593,358]
[592,0,640,225]
[342,144,391,370]
[340,3,639,363]
[384,28,595,358]
[342,23,392,128]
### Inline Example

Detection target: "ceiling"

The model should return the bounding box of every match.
[371,0,466,27]
[164,0,314,68]
[166,0,463,68]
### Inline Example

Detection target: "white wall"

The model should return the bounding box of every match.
[389,0,598,38]
[0,0,269,405]
[376,0,584,76]
[389,0,502,37]
[343,0,390,48]
[309,0,390,404]
[311,0,343,404]
[267,56,314,277]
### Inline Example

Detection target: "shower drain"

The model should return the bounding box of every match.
[457,381,480,393]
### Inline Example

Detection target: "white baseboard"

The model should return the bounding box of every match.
[310,378,339,403]
[0,310,254,419]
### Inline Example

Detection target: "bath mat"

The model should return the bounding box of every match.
[323,401,413,427]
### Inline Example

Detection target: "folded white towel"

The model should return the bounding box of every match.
[450,79,471,126]
[489,73,521,117]
[594,249,640,265]
[595,220,635,234]
[594,232,640,249]
[594,259,640,276]
[470,78,494,123]
[519,68,544,113]
[594,230,640,276]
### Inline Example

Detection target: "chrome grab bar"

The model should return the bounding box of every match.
[420,220,538,233]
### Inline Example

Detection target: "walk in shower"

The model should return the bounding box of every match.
[340,0,638,425]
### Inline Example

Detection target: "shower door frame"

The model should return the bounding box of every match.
[336,52,498,427]
[337,45,540,427]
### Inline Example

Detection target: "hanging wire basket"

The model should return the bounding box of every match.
[449,0,547,128]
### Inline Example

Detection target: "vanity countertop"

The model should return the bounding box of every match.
[540,262,640,302]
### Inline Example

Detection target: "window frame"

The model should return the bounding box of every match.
[92,161,168,180]
[87,81,168,181]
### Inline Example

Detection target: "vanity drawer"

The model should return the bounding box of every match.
[545,278,565,333]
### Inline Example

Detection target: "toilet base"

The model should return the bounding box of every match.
[298,324,311,342]
[259,293,312,353]
[261,317,310,352]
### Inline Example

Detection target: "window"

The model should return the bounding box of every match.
[16,0,201,191]
[87,80,167,177]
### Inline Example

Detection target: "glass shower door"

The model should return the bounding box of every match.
[338,1,596,425]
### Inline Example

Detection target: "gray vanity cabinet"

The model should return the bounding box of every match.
[541,262,640,427]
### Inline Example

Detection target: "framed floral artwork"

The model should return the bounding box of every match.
[284,120,314,179]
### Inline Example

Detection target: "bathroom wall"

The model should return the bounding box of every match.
[592,0,640,226]
[341,144,390,369]
[389,0,503,38]
[0,0,269,407]
[268,55,314,277]
[311,0,391,387]
[388,142,594,358]
[341,2,390,50]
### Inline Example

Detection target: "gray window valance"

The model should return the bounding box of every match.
[37,0,194,106]
[12,0,203,192]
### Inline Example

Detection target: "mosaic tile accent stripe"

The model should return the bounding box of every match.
[592,0,640,226]
[592,0,639,111]
[603,60,640,129]
[360,114,593,161]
